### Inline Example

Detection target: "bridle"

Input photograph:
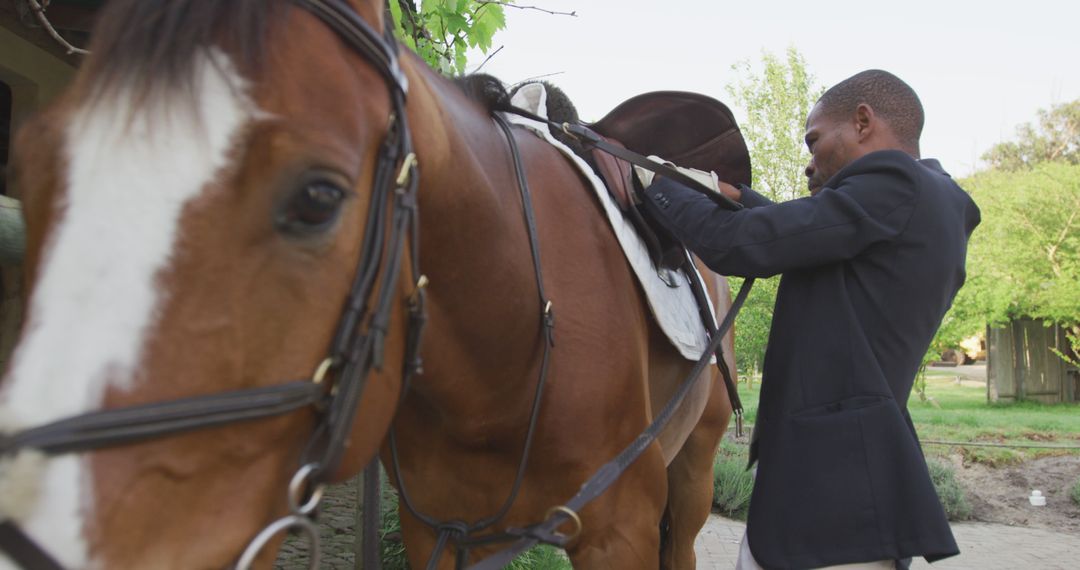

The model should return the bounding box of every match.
[0,1,423,568]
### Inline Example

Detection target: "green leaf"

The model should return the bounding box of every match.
[445,13,469,35]
[388,0,403,31]
[454,45,468,74]
[476,3,506,33]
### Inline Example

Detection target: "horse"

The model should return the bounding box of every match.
[0,1,736,568]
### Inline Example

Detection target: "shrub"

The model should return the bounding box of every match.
[926,458,972,521]
[1071,477,1080,508]
[713,440,754,520]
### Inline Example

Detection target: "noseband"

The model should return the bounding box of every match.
[0,1,424,568]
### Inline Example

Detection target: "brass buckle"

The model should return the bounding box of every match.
[544,505,583,542]
[396,153,418,186]
[410,274,429,305]
[312,357,335,385]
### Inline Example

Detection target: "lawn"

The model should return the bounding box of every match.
[732,369,1080,465]
[910,369,1080,463]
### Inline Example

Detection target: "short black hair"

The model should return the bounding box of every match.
[816,70,924,150]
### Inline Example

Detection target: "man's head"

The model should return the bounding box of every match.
[803,70,924,194]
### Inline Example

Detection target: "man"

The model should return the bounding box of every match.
[639,70,980,568]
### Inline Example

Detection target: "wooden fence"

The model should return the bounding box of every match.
[987,319,1079,404]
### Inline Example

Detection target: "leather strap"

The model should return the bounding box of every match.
[498,106,744,211]
[298,0,407,93]
[386,113,558,570]
[469,278,754,570]
[0,522,64,570]
[498,105,748,425]
[680,251,744,436]
[361,459,383,570]
[0,381,323,456]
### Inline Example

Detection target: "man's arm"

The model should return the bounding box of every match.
[735,184,775,208]
[642,153,920,277]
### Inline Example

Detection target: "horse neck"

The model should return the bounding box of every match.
[402,63,549,415]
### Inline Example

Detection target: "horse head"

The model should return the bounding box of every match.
[0,1,411,567]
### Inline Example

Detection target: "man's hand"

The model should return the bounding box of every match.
[633,155,743,203]
[715,180,743,202]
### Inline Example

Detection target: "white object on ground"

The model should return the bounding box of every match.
[1029,490,1046,506]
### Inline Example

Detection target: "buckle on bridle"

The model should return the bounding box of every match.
[396,152,418,187]
[543,505,582,542]
[311,357,335,385]
[409,274,429,305]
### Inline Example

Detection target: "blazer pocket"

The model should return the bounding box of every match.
[791,394,891,418]
[779,401,886,556]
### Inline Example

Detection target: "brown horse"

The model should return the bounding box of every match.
[0,1,735,568]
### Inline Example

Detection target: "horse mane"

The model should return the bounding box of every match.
[79,0,279,102]
[452,74,592,163]
[80,2,592,165]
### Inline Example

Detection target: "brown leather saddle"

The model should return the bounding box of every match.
[584,91,751,267]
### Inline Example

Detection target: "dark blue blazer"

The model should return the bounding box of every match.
[643,150,980,568]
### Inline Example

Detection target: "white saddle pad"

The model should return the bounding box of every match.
[504,83,716,361]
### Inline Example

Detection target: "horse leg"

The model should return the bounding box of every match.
[564,444,668,569]
[660,369,731,569]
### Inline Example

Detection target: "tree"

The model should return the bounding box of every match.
[390,0,507,74]
[932,102,1080,368]
[961,164,1080,324]
[982,100,1080,171]
[723,48,823,374]
[725,47,823,203]
[950,163,1080,359]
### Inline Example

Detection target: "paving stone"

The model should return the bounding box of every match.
[695,516,1080,569]
[277,480,1080,569]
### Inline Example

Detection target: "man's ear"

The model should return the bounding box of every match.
[854,103,875,142]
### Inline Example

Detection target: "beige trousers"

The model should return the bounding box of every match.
[736,531,894,570]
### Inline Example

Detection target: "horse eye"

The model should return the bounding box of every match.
[277,180,347,235]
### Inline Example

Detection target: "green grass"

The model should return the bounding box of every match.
[732,371,1080,466]
[908,372,1080,463]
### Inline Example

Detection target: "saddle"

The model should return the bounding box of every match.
[585,91,751,268]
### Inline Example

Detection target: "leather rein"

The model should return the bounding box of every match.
[0,1,422,568]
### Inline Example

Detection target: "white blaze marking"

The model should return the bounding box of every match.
[0,51,256,569]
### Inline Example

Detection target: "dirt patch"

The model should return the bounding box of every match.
[946,453,1080,534]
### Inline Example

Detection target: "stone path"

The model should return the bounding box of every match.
[278,479,1080,569]
[695,515,1080,569]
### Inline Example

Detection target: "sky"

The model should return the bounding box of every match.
[465,0,1080,178]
